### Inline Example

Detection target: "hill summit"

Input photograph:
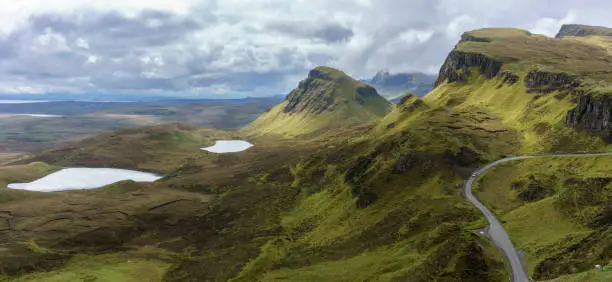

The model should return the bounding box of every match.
[555,24,612,38]
[243,66,392,136]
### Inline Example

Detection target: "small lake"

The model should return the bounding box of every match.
[7,168,162,192]
[201,140,254,153]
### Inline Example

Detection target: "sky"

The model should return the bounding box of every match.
[1,0,611,98]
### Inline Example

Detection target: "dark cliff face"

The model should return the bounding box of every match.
[283,77,335,114]
[434,51,502,87]
[555,24,612,38]
[565,95,612,142]
[524,70,581,94]
[460,33,491,43]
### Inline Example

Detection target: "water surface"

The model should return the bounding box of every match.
[201,140,253,153]
[8,168,161,192]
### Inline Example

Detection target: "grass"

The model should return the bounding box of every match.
[502,198,591,276]
[20,123,240,173]
[259,244,423,282]
[11,253,170,282]
[6,27,612,281]
[242,66,392,137]
[455,28,612,83]
[0,98,279,155]
[545,264,612,281]
[424,67,612,154]
[475,156,612,279]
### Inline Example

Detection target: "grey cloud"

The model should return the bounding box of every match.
[267,22,354,43]
[0,0,611,96]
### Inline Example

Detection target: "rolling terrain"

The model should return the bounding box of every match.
[0,24,611,281]
[0,97,281,155]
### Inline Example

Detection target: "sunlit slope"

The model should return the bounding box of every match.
[424,26,612,153]
[243,66,392,137]
[475,156,612,280]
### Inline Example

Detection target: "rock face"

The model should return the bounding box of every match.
[244,66,392,136]
[555,24,612,38]
[524,70,582,94]
[564,95,612,142]
[284,76,335,114]
[434,51,502,87]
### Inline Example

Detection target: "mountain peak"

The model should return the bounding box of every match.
[243,66,392,136]
[555,24,612,38]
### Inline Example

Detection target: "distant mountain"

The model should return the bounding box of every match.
[555,24,612,38]
[243,66,392,136]
[361,71,436,102]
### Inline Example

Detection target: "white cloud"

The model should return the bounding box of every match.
[530,11,578,36]
[76,38,89,49]
[0,0,611,96]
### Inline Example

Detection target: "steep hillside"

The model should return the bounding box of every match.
[474,156,612,280]
[6,25,612,282]
[426,27,612,153]
[243,66,392,137]
[362,71,436,101]
[555,24,612,38]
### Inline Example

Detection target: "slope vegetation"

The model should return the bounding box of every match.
[425,26,612,153]
[243,66,392,137]
[475,156,612,280]
[4,25,612,282]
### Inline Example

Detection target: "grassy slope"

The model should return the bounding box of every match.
[8,28,612,281]
[13,253,170,282]
[226,97,518,281]
[19,123,240,173]
[425,29,612,154]
[0,99,514,281]
[456,28,612,84]
[474,156,612,280]
[243,66,392,137]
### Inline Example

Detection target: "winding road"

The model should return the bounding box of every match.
[464,152,612,282]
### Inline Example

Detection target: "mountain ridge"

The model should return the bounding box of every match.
[242,66,392,136]
[555,24,612,38]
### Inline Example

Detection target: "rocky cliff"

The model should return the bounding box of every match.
[524,70,582,94]
[434,51,502,87]
[243,66,392,136]
[555,24,612,38]
[565,95,612,142]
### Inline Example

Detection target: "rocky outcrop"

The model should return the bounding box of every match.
[460,33,491,43]
[524,70,581,94]
[497,71,519,87]
[283,77,335,114]
[555,24,612,38]
[434,51,502,87]
[355,85,379,105]
[397,94,427,112]
[564,95,612,142]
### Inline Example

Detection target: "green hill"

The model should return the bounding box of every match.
[426,27,612,153]
[243,66,392,137]
[555,24,612,38]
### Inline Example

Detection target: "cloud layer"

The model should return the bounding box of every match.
[1,0,611,97]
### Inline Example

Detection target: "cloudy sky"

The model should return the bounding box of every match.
[0,0,610,98]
